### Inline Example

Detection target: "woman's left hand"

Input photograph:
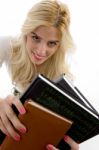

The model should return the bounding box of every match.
[46,135,79,150]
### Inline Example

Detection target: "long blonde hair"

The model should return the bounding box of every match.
[8,0,75,92]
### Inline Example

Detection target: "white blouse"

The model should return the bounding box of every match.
[0,36,12,67]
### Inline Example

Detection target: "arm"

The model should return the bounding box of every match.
[0,36,26,143]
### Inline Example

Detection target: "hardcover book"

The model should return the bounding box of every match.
[0,101,72,150]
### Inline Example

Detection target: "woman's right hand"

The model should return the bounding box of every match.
[0,95,26,141]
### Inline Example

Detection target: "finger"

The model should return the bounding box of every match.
[0,96,26,140]
[6,95,26,115]
[0,114,20,141]
[5,105,26,134]
[0,113,20,141]
[64,136,79,150]
[12,98,26,115]
[0,119,10,136]
[46,144,59,150]
[0,96,26,133]
[4,95,27,133]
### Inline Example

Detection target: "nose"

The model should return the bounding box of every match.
[37,42,47,55]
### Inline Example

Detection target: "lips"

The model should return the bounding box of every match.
[32,51,46,61]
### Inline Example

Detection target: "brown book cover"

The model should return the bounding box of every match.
[0,101,72,150]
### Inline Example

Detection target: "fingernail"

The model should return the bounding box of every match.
[5,131,10,137]
[46,144,53,150]
[7,134,10,137]
[14,134,20,141]
[19,108,26,114]
[64,135,68,142]
[19,127,27,133]
[25,99,29,103]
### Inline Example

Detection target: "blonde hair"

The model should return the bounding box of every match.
[8,0,75,92]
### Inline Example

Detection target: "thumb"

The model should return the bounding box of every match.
[46,144,59,150]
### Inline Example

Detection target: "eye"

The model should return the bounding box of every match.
[48,41,57,47]
[31,35,40,42]
[30,33,40,42]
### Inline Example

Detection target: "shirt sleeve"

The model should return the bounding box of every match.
[0,36,11,67]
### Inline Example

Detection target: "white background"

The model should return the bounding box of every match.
[0,0,99,149]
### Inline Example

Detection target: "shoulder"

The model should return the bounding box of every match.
[0,36,12,51]
[0,36,14,66]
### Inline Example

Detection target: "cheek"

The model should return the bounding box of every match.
[26,36,35,51]
[26,41,33,51]
[49,48,58,56]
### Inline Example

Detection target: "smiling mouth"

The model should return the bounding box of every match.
[32,51,46,60]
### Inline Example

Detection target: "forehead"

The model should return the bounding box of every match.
[33,26,61,41]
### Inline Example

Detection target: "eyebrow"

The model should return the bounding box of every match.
[31,32,41,39]
[31,32,60,43]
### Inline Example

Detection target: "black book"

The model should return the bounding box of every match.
[54,74,99,149]
[0,74,99,149]
[55,74,99,118]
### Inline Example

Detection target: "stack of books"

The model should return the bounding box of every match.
[0,74,99,150]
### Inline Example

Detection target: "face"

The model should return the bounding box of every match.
[26,26,61,65]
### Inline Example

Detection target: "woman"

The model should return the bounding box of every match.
[0,0,79,149]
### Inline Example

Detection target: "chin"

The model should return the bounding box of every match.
[36,59,48,65]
